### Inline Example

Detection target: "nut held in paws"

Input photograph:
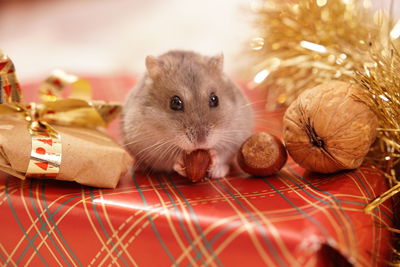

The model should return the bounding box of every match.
[238,132,287,176]
[183,149,211,182]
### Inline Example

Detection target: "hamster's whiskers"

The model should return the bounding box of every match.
[124,135,176,171]
[121,133,161,147]
[151,144,181,171]
[135,139,176,159]
[217,129,249,133]
[235,99,265,110]
[214,131,241,145]
[133,136,183,172]
[218,137,240,147]
[215,142,237,154]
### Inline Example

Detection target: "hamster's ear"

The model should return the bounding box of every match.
[209,53,224,73]
[145,56,164,79]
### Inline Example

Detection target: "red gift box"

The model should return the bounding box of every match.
[0,77,393,266]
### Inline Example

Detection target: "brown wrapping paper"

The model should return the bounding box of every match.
[0,115,132,188]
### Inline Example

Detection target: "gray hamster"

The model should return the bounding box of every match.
[121,50,253,178]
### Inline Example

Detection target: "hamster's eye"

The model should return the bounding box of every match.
[170,95,184,111]
[209,93,219,108]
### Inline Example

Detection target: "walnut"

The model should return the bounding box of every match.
[283,81,378,173]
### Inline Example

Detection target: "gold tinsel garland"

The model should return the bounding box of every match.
[249,0,395,108]
[249,0,400,212]
[356,48,400,212]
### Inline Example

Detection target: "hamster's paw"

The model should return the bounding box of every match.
[208,149,230,178]
[208,164,229,178]
[173,157,187,177]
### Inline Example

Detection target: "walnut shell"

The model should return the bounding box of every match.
[183,149,211,182]
[237,132,287,176]
[283,81,378,173]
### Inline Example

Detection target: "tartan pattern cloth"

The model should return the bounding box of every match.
[0,164,392,266]
[0,77,393,266]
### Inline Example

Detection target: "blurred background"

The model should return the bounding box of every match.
[0,0,397,82]
[0,0,253,82]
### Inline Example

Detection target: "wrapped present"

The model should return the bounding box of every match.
[0,53,132,188]
[0,76,393,267]
[0,159,392,266]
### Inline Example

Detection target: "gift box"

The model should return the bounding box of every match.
[0,55,132,188]
[0,76,393,267]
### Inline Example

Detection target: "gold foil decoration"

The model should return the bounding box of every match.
[39,69,92,102]
[354,47,400,213]
[247,0,396,109]
[0,52,21,103]
[25,103,62,179]
[0,53,123,180]
[365,182,400,213]
[37,70,121,128]
[248,0,400,212]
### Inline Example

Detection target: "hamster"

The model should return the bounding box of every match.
[121,50,253,178]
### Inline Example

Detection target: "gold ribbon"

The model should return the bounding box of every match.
[0,53,21,103]
[25,103,62,178]
[0,52,122,179]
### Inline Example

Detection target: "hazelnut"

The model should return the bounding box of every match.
[183,149,211,182]
[238,132,287,176]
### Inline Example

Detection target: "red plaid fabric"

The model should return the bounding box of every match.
[0,77,393,266]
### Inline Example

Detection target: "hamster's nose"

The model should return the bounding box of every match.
[196,132,207,146]
[195,127,210,148]
[186,127,209,147]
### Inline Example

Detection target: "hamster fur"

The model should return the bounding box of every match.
[122,50,253,178]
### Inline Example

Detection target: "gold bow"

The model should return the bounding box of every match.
[0,52,122,179]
